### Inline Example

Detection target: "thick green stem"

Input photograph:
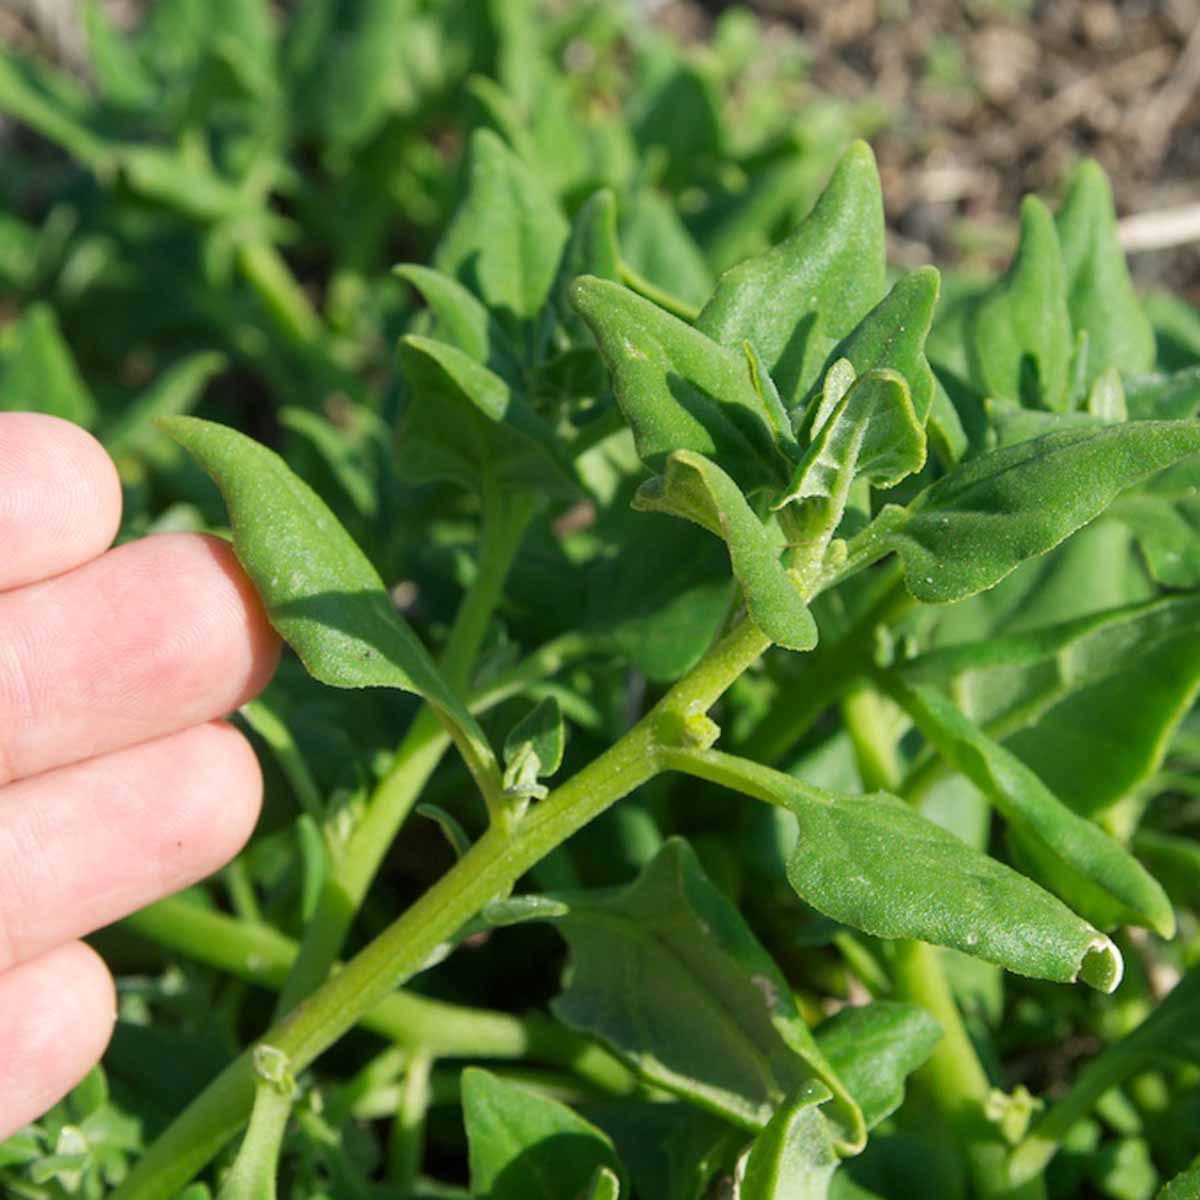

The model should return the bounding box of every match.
[891,943,1046,1199]
[215,1055,294,1200]
[121,897,635,1094]
[841,682,902,793]
[893,941,992,1124]
[111,617,770,1200]
[274,490,536,1015]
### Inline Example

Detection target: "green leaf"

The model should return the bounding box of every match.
[632,58,723,183]
[690,755,1124,989]
[461,1069,625,1200]
[396,335,576,497]
[436,128,569,324]
[552,189,622,336]
[160,416,499,798]
[619,188,716,312]
[571,275,789,493]
[697,141,887,410]
[0,303,96,427]
[874,421,1200,603]
[786,793,1120,990]
[805,268,941,429]
[585,1102,741,1200]
[0,54,111,170]
[502,697,565,802]
[889,681,1174,937]
[790,793,1119,989]
[1004,623,1200,827]
[813,1003,942,1130]
[898,591,1200,741]
[1056,160,1155,382]
[780,366,925,547]
[83,0,157,109]
[634,451,817,650]
[1125,367,1200,421]
[586,508,736,683]
[118,146,250,224]
[968,197,1072,410]
[529,840,865,1150]
[1158,1158,1200,1199]
[740,1093,839,1200]
[583,1166,622,1200]
[394,264,493,365]
[1113,468,1200,588]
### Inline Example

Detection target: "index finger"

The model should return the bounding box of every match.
[0,413,123,590]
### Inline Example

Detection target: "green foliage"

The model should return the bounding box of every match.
[490,839,865,1150]
[633,450,817,649]
[161,415,501,802]
[890,681,1174,937]
[2,5,1199,1199]
[739,1093,840,1199]
[462,1069,625,1200]
[871,422,1200,603]
[696,140,887,411]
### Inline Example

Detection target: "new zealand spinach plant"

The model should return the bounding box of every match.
[3,4,1200,1199]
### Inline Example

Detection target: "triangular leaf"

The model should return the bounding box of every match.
[394,264,493,365]
[697,141,887,410]
[783,365,925,505]
[397,335,576,497]
[968,197,1072,411]
[525,840,865,1150]
[436,128,568,324]
[802,268,940,428]
[1056,160,1155,383]
[571,275,789,494]
[462,1069,625,1200]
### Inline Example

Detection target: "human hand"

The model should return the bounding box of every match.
[0,413,280,1138]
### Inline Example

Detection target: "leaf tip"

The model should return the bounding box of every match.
[1078,936,1123,994]
[566,273,607,319]
[841,137,878,173]
[1152,902,1178,942]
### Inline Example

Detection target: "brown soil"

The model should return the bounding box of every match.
[691,0,1200,299]
[7,1,1200,298]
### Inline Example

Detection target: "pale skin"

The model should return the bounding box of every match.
[0,412,280,1139]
